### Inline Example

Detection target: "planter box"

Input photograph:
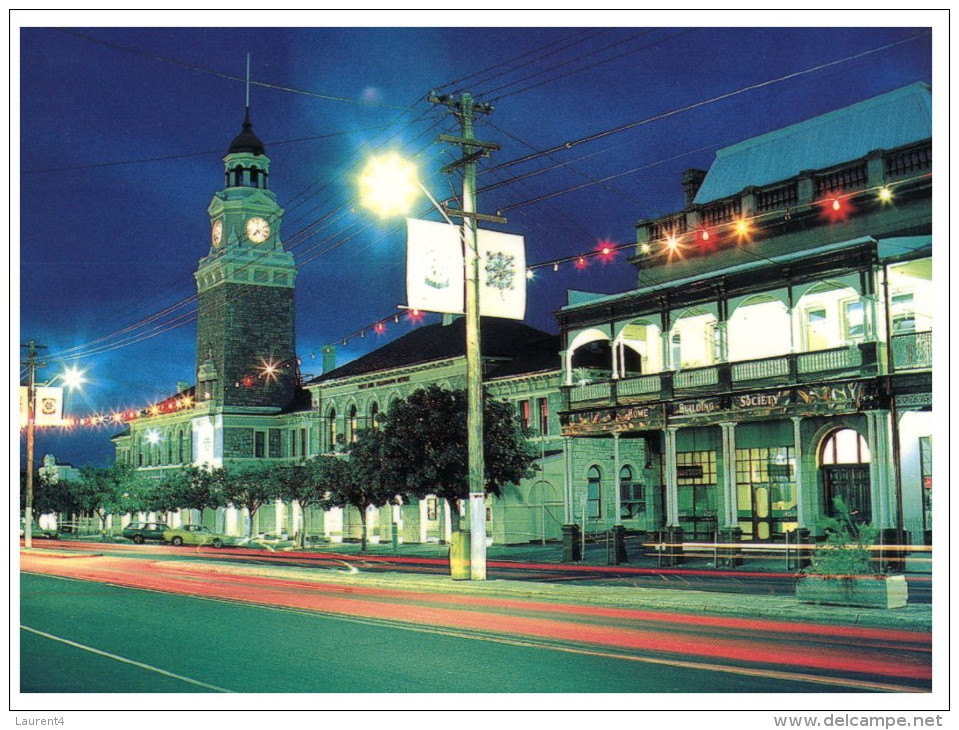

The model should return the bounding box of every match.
[796,574,908,609]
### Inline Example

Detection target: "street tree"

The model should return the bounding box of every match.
[161,465,228,526]
[223,463,281,537]
[71,463,141,534]
[275,457,343,548]
[378,385,536,533]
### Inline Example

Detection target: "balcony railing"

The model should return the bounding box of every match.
[731,355,790,382]
[674,366,719,389]
[797,345,862,374]
[617,374,662,397]
[892,331,932,371]
[570,381,612,403]
[563,342,883,414]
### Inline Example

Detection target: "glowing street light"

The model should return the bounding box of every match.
[360,131,492,581]
[359,153,422,219]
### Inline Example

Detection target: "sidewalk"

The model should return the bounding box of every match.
[182,543,934,633]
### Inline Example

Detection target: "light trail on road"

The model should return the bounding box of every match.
[21,552,930,692]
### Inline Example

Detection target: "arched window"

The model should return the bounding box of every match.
[328,408,337,451]
[820,428,871,522]
[177,430,184,463]
[586,466,602,519]
[370,402,379,431]
[820,428,870,465]
[348,405,358,443]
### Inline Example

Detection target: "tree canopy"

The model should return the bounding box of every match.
[378,385,536,531]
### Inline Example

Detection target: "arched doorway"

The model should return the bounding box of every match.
[820,428,871,522]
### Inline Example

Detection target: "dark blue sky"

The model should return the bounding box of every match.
[17,19,936,466]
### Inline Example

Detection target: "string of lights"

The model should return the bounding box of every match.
[36,168,928,431]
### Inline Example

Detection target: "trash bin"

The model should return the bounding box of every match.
[562,524,582,562]
[449,530,470,580]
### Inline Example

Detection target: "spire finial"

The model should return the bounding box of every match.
[245,53,251,112]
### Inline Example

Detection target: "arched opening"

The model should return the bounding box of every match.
[670,308,719,369]
[348,404,359,443]
[370,402,380,431]
[728,295,790,362]
[327,407,337,451]
[586,466,602,519]
[820,428,871,522]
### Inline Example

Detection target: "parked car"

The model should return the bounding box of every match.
[19,518,58,539]
[162,524,233,548]
[121,521,169,544]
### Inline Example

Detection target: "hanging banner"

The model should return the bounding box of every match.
[406,218,464,315]
[20,386,64,427]
[478,229,526,320]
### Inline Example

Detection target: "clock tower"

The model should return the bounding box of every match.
[195,109,298,412]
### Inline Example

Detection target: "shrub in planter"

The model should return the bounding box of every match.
[796,497,907,609]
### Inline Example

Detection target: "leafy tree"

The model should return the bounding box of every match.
[378,385,536,533]
[275,457,343,548]
[72,464,140,533]
[25,471,78,517]
[160,465,228,526]
[324,431,395,551]
[223,463,281,537]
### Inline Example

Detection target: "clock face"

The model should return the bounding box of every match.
[246,217,271,244]
[211,219,223,247]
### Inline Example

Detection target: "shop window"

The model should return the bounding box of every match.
[842,299,865,340]
[538,397,549,436]
[676,450,717,539]
[427,498,438,521]
[586,466,602,519]
[619,465,645,518]
[735,446,797,539]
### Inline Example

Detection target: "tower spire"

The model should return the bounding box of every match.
[245,53,251,111]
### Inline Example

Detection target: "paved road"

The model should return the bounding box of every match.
[24,538,933,604]
[20,556,931,694]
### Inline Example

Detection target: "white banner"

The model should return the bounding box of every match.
[478,229,526,320]
[20,386,64,427]
[406,218,464,315]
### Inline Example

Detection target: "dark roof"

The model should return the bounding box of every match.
[311,317,554,383]
[228,108,266,155]
[485,334,561,380]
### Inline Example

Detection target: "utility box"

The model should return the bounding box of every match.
[449,530,470,580]
[562,524,582,562]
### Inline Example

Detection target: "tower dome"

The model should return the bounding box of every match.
[228,108,266,156]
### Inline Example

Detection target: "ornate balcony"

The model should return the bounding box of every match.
[892,331,932,371]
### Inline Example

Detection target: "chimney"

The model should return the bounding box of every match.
[681,168,707,207]
[321,345,337,375]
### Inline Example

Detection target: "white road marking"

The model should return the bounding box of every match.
[20,625,233,692]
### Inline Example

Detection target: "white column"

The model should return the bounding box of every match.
[225,506,238,535]
[665,427,680,526]
[613,432,621,525]
[791,416,806,528]
[866,410,896,529]
[563,350,573,386]
[274,498,284,536]
[719,422,738,528]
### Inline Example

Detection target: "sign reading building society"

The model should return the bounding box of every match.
[406,218,526,320]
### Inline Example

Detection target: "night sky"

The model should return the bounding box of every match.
[16,13,937,467]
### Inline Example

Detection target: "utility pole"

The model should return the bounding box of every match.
[428,91,503,580]
[21,340,46,550]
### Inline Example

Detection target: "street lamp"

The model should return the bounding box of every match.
[21,341,86,549]
[359,151,488,580]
